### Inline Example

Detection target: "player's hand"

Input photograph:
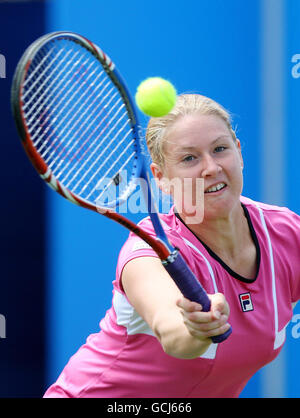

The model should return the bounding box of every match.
[176,293,230,341]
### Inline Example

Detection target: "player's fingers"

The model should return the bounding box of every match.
[176,297,203,313]
[177,297,224,324]
[182,313,229,332]
[177,294,229,319]
[187,322,230,340]
[180,309,215,323]
[209,293,230,320]
[177,294,231,340]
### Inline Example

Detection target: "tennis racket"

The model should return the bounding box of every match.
[11,31,232,343]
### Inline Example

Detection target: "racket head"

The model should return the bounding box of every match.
[11,31,144,211]
[10,33,233,344]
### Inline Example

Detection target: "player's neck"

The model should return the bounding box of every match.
[183,203,249,260]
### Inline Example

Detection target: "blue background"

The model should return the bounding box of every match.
[0,0,299,398]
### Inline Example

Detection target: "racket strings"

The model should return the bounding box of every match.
[25,50,87,150]
[24,48,79,122]
[93,136,136,203]
[36,56,100,153]
[22,47,65,102]
[28,51,92,144]
[54,86,120,184]
[82,120,134,199]
[21,38,138,206]
[65,99,127,190]
[41,72,110,164]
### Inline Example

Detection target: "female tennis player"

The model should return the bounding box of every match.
[44,94,300,398]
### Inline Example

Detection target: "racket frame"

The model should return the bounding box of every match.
[11,31,232,343]
[11,32,172,260]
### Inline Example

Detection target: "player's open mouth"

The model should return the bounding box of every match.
[204,182,227,194]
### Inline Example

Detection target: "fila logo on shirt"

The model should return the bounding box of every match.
[239,293,254,312]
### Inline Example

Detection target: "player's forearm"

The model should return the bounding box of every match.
[153,316,212,359]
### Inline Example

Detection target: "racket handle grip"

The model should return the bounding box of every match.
[163,251,232,344]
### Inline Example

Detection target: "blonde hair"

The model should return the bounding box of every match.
[146,94,237,167]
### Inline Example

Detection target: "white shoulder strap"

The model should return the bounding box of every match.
[159,218,218,293]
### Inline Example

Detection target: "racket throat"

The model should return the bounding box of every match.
[161,248,180,266]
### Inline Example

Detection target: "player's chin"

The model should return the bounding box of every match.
[203,191,239,219]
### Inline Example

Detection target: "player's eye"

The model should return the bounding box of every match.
[214,146,227,153]
[182,155,196,163]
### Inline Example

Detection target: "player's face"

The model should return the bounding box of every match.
[151,113,244,222]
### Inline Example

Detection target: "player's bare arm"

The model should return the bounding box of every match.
[122,256,230,359]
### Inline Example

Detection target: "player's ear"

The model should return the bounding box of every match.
[235,138,244,170]
[150,162,163,183]
[150,163,171,195]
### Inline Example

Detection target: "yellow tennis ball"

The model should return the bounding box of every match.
[135,77,177,117]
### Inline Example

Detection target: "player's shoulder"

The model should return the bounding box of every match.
[241,195,300,225]
[241,195,288,212]
[134,207,176,233]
